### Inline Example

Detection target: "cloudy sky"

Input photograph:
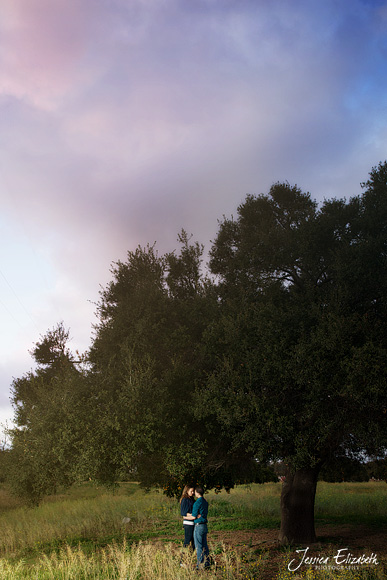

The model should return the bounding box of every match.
[1,0,387,436]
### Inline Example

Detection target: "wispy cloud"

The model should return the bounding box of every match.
[1,0,387,424]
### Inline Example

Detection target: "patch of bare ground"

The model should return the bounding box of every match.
[210,525,387,579]
[212,524,386,553]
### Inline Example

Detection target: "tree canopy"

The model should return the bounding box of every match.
[202,176,387,465]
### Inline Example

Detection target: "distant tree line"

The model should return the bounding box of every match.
[5,162,387,544]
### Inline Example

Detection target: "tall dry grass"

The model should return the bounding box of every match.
[0,539,385,579]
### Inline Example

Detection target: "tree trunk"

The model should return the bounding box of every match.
[278,466,319,545]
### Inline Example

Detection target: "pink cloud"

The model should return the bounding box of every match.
[0,0,98,109]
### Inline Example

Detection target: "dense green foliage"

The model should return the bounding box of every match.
[200,171,387,472]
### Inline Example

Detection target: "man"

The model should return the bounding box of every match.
[186,486,210,569]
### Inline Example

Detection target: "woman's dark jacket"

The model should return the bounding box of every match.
[180,497,194,518]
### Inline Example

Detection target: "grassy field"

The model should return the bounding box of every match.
[0,481,386,579]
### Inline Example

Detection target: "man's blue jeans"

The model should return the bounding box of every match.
[194,523,209,569]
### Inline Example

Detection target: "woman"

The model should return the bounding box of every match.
[179,485,195,550]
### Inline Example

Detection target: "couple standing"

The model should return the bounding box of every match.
[180,485,210,570]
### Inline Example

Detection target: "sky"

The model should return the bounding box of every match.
[1,0,387,439]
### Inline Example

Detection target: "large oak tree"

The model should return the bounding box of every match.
[200,164,387,543]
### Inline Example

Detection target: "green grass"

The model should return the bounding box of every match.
[0,482,181,558]
[0,481,386,578]
[206,483,282,531]
[314,481,387,526]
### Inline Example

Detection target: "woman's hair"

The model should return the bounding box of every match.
[179,485,194,504]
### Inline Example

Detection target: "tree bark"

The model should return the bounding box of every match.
[278,466,319,545]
